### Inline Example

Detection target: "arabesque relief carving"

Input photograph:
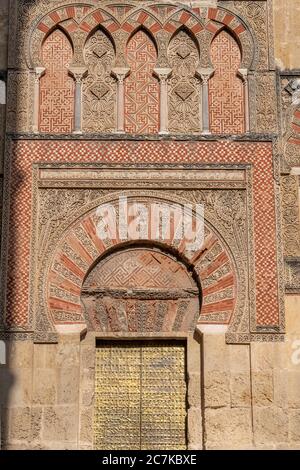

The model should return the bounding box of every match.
[45,193,240,331]
[285,258,300,294]
[168,30,200,134]
[8,1,259,134]
[1,2,285,346]
[6,71,29,132]
[281,75,300,168]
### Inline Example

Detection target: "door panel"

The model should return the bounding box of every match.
[141,344,186,450]
[94,341,187,450]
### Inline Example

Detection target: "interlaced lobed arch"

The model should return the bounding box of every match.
[82,27,116,132]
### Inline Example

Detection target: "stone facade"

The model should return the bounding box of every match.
[0,0,300,450]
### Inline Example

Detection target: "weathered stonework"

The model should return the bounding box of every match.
[39,29,74,133]
[0,140,283,344]
[281,74,300,168]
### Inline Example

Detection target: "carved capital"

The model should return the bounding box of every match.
[196,67,214,85]
[68,66,88,83]
[34,66,45,82]
[238,68,248,83]
[112,67,130,83]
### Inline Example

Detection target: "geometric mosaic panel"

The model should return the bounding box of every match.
[83,29,116,132]
[48,208,236,330]
[39,29,75,133]
[125,30,159,134]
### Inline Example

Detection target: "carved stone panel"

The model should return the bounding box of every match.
[43,189,240,334]
[255,72,277,133]
[82,247,199,333]
[3,141,282,343]
[281,75,300,167]
[83,29,116,133]
[232,0,269,70]
[285,258,300,294]
[168,30,200,134]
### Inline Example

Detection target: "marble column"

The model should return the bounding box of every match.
[238,68,250,133]
[197,67,214,135]
[112,67,130,134]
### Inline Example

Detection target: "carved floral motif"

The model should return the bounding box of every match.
[125,30,159,134]
[83,29,116,133]
[233,0,269,70]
